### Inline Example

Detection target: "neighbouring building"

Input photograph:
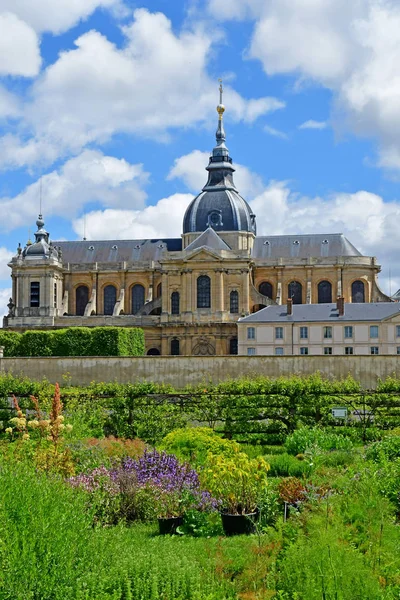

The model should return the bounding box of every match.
[238,298,400,356]
[3,86,391,356]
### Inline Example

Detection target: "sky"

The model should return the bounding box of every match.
[1,0,400,316]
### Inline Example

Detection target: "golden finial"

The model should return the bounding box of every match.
[217,78,225,120]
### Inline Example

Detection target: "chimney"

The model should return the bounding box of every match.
[287,298,293,316]
[337,296,345,316]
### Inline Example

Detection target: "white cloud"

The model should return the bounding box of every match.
[0,150,149,231]
[0,287,12,320]
[299,120,327,130]
[0,248,13,279]
[167,149,265,198]
[0,87,21,119]
[208,0,400,171]
[0,12,41,76]
[264,124,288,139]
[4,9,283,167]
[0,0,122,34]
[72,194,193,240]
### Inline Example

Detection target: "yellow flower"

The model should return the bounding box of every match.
[65,424,73,433]
[5,427,12,434]
[56,415,65,423]
[27,420,39,429]
[22,433,30,441]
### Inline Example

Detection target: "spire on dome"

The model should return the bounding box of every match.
[34,213,49,244]
[212,80,231,163]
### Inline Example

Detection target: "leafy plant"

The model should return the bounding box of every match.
[285,426,354,455]
[161,427,241,465]
[201,452,270,514]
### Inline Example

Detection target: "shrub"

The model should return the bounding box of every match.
[161,427,241,465]
[285,426,354,455]
[201,452,270,514]
[365,435,400,462]
[19,330,56,356]
[0,330,21,356]
[268,453,312,478]
[52,327,93,356]
[89,326,144,356]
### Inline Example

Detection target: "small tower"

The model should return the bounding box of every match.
[6,214,64,327]
[183,82,256,251]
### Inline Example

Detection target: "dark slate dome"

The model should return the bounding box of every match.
[183,87,256,235]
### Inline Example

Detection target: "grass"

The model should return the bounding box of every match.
[1,435,400,599]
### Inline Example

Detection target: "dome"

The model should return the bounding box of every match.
[182,85,256,235]
[24,238,50,257]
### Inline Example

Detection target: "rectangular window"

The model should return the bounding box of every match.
[30,282,40,308]
[396,326,400,338]
[299,326,308,339]
[323,326,332,339]
[370,325,379,339]
[397,347,400,355]
[344,326,353,338]
[247,327,255,340]
[275,347,284,355]
[370,346,379,355]
[54,282,57,308]
[345,347,353,355]
[300,347,309,355]
[247,347,256,356]
[275,327,283,340]
[324,347,332,355]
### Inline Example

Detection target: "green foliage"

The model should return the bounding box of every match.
[285,426,354,455]
[365,435,400,462]
[161,427,241,465]
[1,326,145,357]
[267,453,312,478]
[0,330,22,356]
[201,451,270,514]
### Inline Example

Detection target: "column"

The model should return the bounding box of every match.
[306,268,312,304]
[186,270,192,313]
[191,271,196,313]
[276,269,283,305]
[336,267,342,299]
[217,269,224,313]
[242,269,250,313]
[161,270,168,314]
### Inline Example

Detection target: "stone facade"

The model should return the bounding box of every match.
[3,91,391,355]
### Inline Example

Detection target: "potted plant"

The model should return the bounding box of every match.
[117,450,217,534]
[201,451,270,535]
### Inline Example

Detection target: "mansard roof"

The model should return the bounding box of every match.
[252,233,361,259]
[55,238,182,263]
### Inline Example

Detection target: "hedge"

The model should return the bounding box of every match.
[0,327,145,357]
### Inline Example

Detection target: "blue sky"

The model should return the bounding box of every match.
[1,0,400,313]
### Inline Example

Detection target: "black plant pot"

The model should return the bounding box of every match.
[158,516,183,535]
[221,510,259,536]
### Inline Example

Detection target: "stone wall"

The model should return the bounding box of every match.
[1,355,400,389]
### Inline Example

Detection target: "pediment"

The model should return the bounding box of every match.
[185,247,222,262]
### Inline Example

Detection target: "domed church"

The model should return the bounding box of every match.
[4,85,390,355]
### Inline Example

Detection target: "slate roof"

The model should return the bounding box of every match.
[252,234,362,259]
[54,238,182,263]
[185,227,231,252]
[239,303,400,324]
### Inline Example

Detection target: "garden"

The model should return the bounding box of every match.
[0,372,399,599]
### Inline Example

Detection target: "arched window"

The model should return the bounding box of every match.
[76,285,89,316]
[132,284,145,314]
[318,280,332,304]
[197,275,211,308]
[103,285,116,315]
[229,337,238,355]
[156,283,162,298]
[171,338,180,355]
[352,280,365,303]
[230,290,239,314]
[259,281,273,299]
[288,281,302,304]
[147,348,160,355]
[171,291,180,315]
